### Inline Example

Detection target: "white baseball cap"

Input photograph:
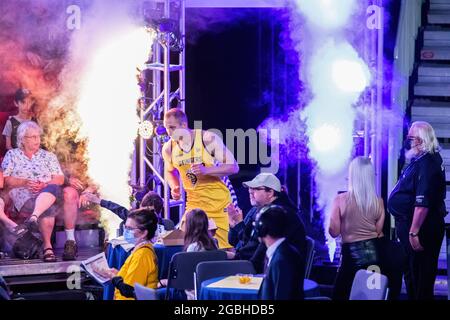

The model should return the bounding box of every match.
[242,173,281,192]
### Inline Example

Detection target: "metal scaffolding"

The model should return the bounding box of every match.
[138,0,186,220]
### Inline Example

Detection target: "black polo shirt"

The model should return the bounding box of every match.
[387,152,446,223]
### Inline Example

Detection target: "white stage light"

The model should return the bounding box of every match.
[311,123,342,153]
[295,0,357,30]
[309,40,371,100]
[332,59,370,93]
[303,98,355,175]
[139,120,154,139]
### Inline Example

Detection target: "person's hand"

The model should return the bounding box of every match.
[25,180,35,190]
[158,279,168,288]
[171,186,181,200]
[91,265,110,278]
[227,204,243,227]
[227,203,237,217]
[92,265,118,279]
[226,250,236,260]
[227,203,237,227]
[27,180,46,194]
[109,268,119,277]
[79,192,101,208]
[409,235,424,252]
[190,163,208,176]
[69,177,84,191]
[234,207,243,223]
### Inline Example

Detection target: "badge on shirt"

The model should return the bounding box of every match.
[416,195,424,204]
[186,169,198,187]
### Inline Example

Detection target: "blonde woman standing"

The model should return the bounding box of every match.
[329,157,385,300]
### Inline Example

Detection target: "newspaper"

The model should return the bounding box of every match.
[80,252,111,284]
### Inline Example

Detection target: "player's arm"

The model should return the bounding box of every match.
[200,131,239,177]
[162,142,181,200]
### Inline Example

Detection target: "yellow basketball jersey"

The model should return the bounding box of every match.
[171,129,231,217]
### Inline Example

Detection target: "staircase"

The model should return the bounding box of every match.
[412,0,450,267]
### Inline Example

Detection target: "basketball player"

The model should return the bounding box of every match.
[162,108,239,248]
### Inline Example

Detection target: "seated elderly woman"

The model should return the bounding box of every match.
[1,121,65,262]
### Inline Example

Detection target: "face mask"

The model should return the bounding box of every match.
[123,228,137,244]
[404,139,417,151]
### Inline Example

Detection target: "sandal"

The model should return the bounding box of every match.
[43,248,57,263]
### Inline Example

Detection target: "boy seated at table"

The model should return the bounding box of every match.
[254,205,305,300]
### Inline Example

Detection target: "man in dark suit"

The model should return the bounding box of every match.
[256,205,305,300]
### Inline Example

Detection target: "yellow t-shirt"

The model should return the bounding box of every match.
[114,243,158,301]
[171,129,231,220]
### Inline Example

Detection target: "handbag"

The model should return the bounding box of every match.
[12,229,42,260]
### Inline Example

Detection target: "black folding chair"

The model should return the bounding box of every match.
[195,260,256,299]
[165,250,227,300]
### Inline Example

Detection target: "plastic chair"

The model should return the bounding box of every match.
[195,260,256,299]
[305,236,315,279]
[134,283,158,300]
[349,269,389,300]
[165,250,227,300]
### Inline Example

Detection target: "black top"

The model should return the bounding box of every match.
[387,152,447,223]
[228,206,259,260]
[258,241,305,300]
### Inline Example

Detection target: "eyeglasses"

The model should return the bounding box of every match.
[406,135,421,141]
[124,226,139,231]
[249,187,266,191]
[24,135,40,140]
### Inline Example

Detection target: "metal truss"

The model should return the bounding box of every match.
[138,0,186,220]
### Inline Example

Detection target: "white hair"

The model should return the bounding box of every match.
[347,156,380,215]
[17,121,42,149]
[410,121,440,153]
